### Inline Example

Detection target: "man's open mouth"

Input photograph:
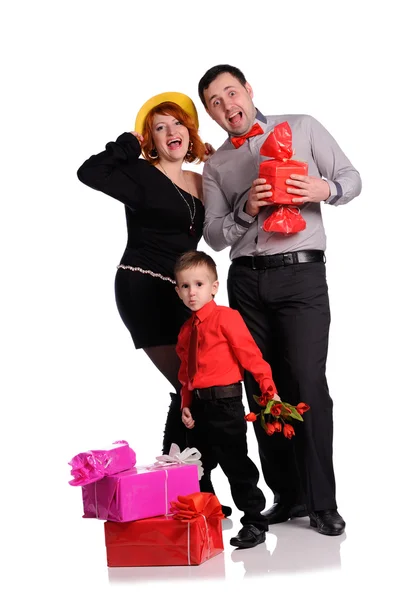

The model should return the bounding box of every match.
[228,111,242,125]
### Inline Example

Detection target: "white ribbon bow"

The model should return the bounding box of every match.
[153,443,204,480]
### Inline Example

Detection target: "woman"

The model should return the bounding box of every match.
[77,92,211,456]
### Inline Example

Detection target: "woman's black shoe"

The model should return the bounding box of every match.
[261,502,308,524]
[221,505,232,517]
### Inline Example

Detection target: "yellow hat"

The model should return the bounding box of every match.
[134,92,199,135]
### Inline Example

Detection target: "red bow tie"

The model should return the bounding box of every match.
[231,123,264,149]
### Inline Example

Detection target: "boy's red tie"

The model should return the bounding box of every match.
[188,316,199,380]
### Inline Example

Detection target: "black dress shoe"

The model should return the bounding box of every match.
[221,505,232,517]
[309,509,346,536]
[261,502,308,524]
[230,525,266,549]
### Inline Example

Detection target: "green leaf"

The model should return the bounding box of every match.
[286,406,304,421]
[279,402,304,422]
[260,411,265,429]
[281,409,292,419]
[264,399,276,414]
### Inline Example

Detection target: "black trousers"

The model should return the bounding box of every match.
[227,260,337,512]
[188,393,268,531]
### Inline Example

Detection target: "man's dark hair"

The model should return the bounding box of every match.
[198,64,247,108]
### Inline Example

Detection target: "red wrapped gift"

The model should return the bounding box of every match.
[259,121,307,234]
[262,205,306,234]
[104,492,224,567]
[259,121,308,205]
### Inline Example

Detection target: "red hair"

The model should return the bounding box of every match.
[141,102,206,164]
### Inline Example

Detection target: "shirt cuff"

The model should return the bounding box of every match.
[105,133,141,162]
[324,179,342,206]
[262,382,277,398]
[234,203,257,228]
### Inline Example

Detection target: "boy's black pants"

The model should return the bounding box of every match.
[188,388,268,531]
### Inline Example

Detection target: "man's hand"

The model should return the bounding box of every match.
[182,407,195,429]
[244,178,274,216]
[272,393,281,402]
[129,131,144,143]
[286,174,330,204]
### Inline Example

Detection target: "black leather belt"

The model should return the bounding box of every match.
[194,383,242,401]
[232,250,325,270]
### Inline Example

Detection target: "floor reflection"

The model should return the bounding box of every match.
[107,550,226,583]
[230,518,346,577]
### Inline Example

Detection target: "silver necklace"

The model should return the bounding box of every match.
[159,163,197,236]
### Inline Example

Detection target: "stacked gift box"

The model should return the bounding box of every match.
[68,441,224,566]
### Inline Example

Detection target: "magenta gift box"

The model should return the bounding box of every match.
[81,464,200,522]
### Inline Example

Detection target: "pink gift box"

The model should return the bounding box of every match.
[81,464,200,522]
[68,441,136,486]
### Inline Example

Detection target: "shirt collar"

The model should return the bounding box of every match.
[255,108,267,124]
[193,299,217,323]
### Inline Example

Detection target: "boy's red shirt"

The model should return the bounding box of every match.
[176,300,277,409]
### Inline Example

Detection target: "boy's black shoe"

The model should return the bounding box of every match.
[230,525,266,549]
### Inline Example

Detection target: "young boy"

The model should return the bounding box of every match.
[174,250,280,549]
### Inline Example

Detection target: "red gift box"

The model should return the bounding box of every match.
[259,121,307,233]
[259,159,308,205]
[104,492,224,567]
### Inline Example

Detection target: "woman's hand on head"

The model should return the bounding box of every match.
[130,131,144,144]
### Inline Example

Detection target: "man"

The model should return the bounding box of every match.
[198,64,362,536]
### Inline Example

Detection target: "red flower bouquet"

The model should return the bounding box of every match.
[245,396,310,438]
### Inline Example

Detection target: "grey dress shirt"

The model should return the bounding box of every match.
[202,111,362,259]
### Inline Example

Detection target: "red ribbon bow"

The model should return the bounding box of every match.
[170,492,224,521]
[260,121,293,160]
[231,122,264,149]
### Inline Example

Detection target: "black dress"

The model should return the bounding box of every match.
[77,133,204,348]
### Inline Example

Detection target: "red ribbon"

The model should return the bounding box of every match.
[260,121,293,159]
[170,492,224,521]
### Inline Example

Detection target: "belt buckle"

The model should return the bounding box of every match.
[283,253,294,266]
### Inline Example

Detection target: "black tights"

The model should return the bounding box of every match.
[143,344,187,454]
[143,344,181,393]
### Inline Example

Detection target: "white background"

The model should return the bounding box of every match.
[2,1,398,599]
